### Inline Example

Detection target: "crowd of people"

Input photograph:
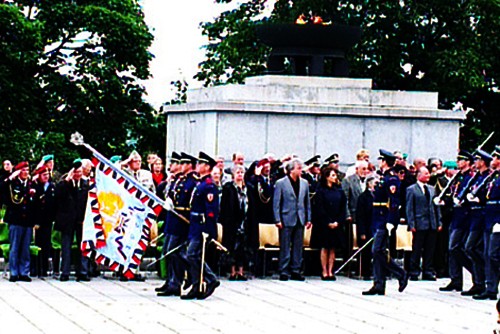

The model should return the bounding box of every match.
[1,145,499,307]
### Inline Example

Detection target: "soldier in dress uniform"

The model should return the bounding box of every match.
[181,152,220,300]
[3,162,34,282]
[473,146,500,300]
[156,152,198,296]
[363,150,408,295]
[458,150,493,297]
[439,150,475,292]
[325,153,345,182]
[31,166,57,277]
[303,155,321,198]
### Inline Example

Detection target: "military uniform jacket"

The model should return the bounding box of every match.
[247,174,274,224]
[462,169,490,231]
[485,170,500,230]
[372,169,400,231]
[31,181,57,227]
[447,169,473,230]
[3,178,33,227]
[188,175,219,240]
[167,172,198,237]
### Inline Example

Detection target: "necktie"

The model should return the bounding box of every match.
[424,185,430,202]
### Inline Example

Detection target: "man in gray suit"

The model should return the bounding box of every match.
[273,158,312,281]
[406,166,442,281]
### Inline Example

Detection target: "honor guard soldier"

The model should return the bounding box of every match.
[473,146,500,300]
[363,149,408,295]
[3,162,34,282]
[325,153,345,182]
[303,155,321,198]
[181,152,220,300]
[156,152,198,296]
[459,150,493,297]
[440,150,475,292]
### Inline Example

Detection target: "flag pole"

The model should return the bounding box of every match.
[70,132,189,224]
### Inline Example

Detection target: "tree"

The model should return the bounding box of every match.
[195,0,500,149]
[0,0,162,169]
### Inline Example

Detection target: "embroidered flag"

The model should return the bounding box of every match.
[82,162,162,278]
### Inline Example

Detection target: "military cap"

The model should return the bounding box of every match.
[456,150,473,161]
[14,161,29,171]
[198,151,217,168]
[257,158,270,168]
[42,154,54,162]
[72,158,82,169]
[109,155,122,164]
[378,149,396,161]
[170,152,181,164]
[180,152,197,165]
[33,166,49,176]
[492,145,500,158]
[325,153,340,164]
[128,150,141,161]
[474,149,493,164]
[304,155,321,167]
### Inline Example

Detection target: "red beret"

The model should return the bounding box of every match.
[33,166,49,176]
[14,161,29,171]
[257,158,270,167]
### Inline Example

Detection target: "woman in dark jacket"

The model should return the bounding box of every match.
[219,165,249,280]
[313,167,347,280]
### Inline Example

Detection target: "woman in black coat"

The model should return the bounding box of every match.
[313,167,347,280]
[219,165,249,280]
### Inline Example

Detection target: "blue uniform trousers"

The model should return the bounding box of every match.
[465,229,485,287]
[164,234,188,290]
[449,228,474,285]
[486,231,500,294]
[372,229,405,290]
[9,225,32,277]
[186,236,217,291]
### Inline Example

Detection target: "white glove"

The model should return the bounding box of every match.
[453,197,461,207]
[493,223,500,233]
[466,193,480,203]
[163,197,174,211]
[386,223,395,233]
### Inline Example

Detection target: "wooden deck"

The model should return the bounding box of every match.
[0,272,497,334]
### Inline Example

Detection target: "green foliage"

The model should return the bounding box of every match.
[0,1,163,170]
[195,0,500,150]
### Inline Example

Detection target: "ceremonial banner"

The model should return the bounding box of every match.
[82,162,162,278]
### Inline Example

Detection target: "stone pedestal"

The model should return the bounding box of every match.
[163,75,465,166]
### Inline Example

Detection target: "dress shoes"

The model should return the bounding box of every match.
[236,274,248,281]
[9,275,18,282]
[229,274,237,281]
[59,275,70,282]
[461,285,485,296]
[131,273,146,282]
[473,292,497,300]
[362,287,385,296]
[409,275,419,281]
[157,287,180,297]
[290,273,305,281]
[421,274,437,281]
[398,273,409,293]
[198,281,220,300]
[180,286,199,300]
[326,275,336,281]
[18,275,32,282]
[439,282,462,292]
[77,275,90,282]
[279,274,289,281]
[155,283,169,292]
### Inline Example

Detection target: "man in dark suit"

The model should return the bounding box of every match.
[273,158,312,281]
[406,166,442,281]
[55,161,90,282]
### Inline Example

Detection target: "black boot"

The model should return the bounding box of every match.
[362,286,385,296]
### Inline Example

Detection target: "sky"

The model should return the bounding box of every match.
[140,1,275,108]
[140,1,235,108]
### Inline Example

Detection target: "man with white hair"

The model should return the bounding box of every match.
[122,150,155,192]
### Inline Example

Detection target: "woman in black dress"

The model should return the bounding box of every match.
[314,167,347,280]
[219,165,249,280]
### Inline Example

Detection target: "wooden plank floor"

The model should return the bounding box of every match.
[0,272,497,334]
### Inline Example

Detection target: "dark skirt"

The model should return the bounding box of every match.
[311,223,346,250]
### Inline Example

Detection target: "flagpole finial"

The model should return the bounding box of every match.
[70,132,85,146]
